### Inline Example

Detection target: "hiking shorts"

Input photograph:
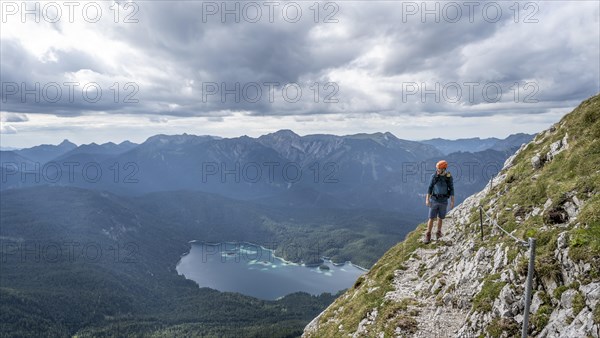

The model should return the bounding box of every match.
[428,200,448,219]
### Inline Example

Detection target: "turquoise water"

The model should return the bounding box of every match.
[176,242,366,300]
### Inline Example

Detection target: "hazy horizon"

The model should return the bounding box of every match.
[0,127,540,150]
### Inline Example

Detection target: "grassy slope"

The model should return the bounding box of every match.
[309,93,600,336]
[478,94,600,278]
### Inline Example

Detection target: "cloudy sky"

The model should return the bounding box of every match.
[1,0,598,148]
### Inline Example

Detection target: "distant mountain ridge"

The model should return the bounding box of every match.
[53,140,139,163]
[8,132,532,163]
[15,139,77,163]
[421,133,534,155]
[1,132,532,216]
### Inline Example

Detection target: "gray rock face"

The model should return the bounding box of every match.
[493,284,517,317]
[531,291,544,314]
[543,198,553,211]
[561,289,578,309]
[563,198,581,220]
[532,153,544,169]
[531,133,569,170]
[581,283,600,306]
[557,232,569,250]
[547,133,569,161]
[353,308,378,338]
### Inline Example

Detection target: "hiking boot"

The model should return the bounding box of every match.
[423,232,431,244]
[435,230,444,240]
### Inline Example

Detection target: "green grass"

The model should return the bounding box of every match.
[486,317,519,338]
[573,291,586,316]
[390,314,418,334]
[539,291,551,304]
[553,285,569,300]
[376,298,421,335]
[593,303,600,324]
[473,274,506,313]
[531,304,553,330]
[569,201,600,264]
[536,253,561,282]
[506,247,519,263]
[534,290,552,324]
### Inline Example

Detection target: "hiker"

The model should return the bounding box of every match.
[424,160,455,244]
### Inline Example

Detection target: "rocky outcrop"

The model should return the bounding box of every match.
[531,133,568,170]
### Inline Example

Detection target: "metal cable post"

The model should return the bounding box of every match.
[489,173,495,193]
[479,207,484,241]
[522,238,536,338]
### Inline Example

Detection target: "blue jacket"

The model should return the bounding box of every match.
[428,171,454,203]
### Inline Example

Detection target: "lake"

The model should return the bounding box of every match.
[176,242,367,300]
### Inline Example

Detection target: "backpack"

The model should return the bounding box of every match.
[432,172,452,197]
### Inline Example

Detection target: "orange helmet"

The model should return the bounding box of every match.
[436,160,448,169]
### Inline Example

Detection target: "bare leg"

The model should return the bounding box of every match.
[437,218,443,232]
[427,218,434,234]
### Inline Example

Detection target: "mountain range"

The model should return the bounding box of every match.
[421,133,534,155]
[1,131,533,216]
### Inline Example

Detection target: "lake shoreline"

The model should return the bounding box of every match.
[176,240,368,300]
[185,240,369,271]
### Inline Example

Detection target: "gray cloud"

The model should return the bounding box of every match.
[1,113,29,122]
[0,125,18,134]
[0,1,598,121]
[149,116,169,123]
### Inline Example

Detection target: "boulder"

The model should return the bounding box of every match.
[557,232,569,249]
[532,153,544,169]
[493,284,516,317]
[547,133,569,161]
[530,291,545,313]
[561,289,578,309]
